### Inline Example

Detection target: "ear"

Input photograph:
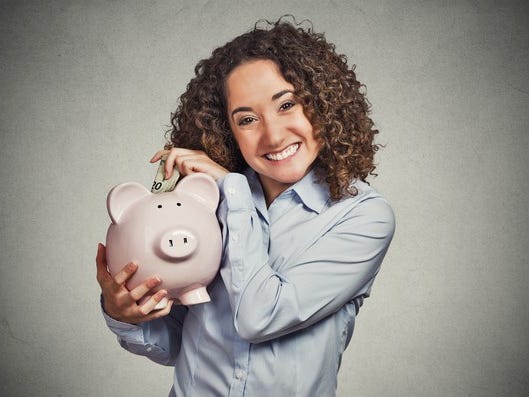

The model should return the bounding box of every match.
[107,182,150,224]
[175,173,220,212]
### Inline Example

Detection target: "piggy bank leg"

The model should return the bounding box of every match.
[178,285,210,305]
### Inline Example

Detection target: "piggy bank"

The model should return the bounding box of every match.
[105,173,222,306]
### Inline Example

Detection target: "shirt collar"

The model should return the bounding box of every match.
[243,169,268,220]
[289,169,330,214]
[243,168,330,214]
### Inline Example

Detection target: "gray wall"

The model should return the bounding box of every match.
[1,1,528,396]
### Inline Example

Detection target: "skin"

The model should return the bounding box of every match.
[96,243,173,323]
[225,60,320,204]
[97,59,321,323]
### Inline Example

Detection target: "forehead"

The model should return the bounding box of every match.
[225,59,294,107]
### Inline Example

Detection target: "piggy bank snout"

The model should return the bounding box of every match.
[159,229,198,259]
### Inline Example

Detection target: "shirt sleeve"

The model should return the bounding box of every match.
[217,173,395,343]
[101,297,188,366]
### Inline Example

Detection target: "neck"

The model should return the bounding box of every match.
[258,176,292,207]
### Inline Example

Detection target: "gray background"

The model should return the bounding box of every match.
[1,0,528,396]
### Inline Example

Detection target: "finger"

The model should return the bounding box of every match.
[95,243,106,267]
[129,276,162,302]
[164,148,190,179]
[95,243,113,286]
[165,148,212,178]
[138,290,168,316]
[178,158,208,176]
[173,150,207,174]
[112,262,138,286]
[178,157,196,175]
[145,299,174,321]
[133,299,174,324]
[149,149,169,163]
[180,156,229,180]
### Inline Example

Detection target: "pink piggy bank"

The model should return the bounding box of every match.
[105,173,222,306]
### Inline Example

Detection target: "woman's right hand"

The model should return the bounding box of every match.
[150,147,229,181]
[96,243,173,324]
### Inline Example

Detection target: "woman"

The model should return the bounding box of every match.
[97,17,395,396]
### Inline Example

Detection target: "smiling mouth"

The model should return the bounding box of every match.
[265,143,300,161]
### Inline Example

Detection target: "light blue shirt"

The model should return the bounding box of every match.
[103,169,395,396]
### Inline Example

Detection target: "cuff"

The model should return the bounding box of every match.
[100,295,145,343]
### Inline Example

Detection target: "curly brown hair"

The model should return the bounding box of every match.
[168,16,380,200]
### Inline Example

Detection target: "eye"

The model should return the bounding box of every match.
[238,116,256,126]
[279,101,295,111]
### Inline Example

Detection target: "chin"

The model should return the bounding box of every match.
[275,169,310,184]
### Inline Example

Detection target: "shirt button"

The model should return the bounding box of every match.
[227,187,236,196]
[146,346,153,352]
[231,233,239,242]
[235,369,245,380]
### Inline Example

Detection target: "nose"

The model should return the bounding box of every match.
[261,117,285,148]
[159,229,198,259]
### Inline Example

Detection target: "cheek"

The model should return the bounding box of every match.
[294,111,314,133]
[229,124,244,148]
[298,118,317,144]
[231,133,254,158]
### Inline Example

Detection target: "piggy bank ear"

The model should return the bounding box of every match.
[176,173,219,212]
[107,182,150,224]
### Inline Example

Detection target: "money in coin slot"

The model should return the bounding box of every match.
[151,155,180,193]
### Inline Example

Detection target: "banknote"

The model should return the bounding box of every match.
[151,155,180,193]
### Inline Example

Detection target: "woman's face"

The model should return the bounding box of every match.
[225,59,321,203]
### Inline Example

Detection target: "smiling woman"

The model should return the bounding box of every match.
[97,16,395,397]
[225,59,320,204]
[164,17,381,201]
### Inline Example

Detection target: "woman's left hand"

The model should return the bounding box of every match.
[150,147,229,181]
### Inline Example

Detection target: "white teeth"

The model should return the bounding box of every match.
[265,143,299,161]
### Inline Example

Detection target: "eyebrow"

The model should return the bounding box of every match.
[271,89,293,101]
[231,89,294,118]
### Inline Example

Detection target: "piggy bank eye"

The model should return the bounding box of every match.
[157,204,162,208]
[176,202,182,206]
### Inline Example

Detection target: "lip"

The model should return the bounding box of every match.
[264,143,300,161]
